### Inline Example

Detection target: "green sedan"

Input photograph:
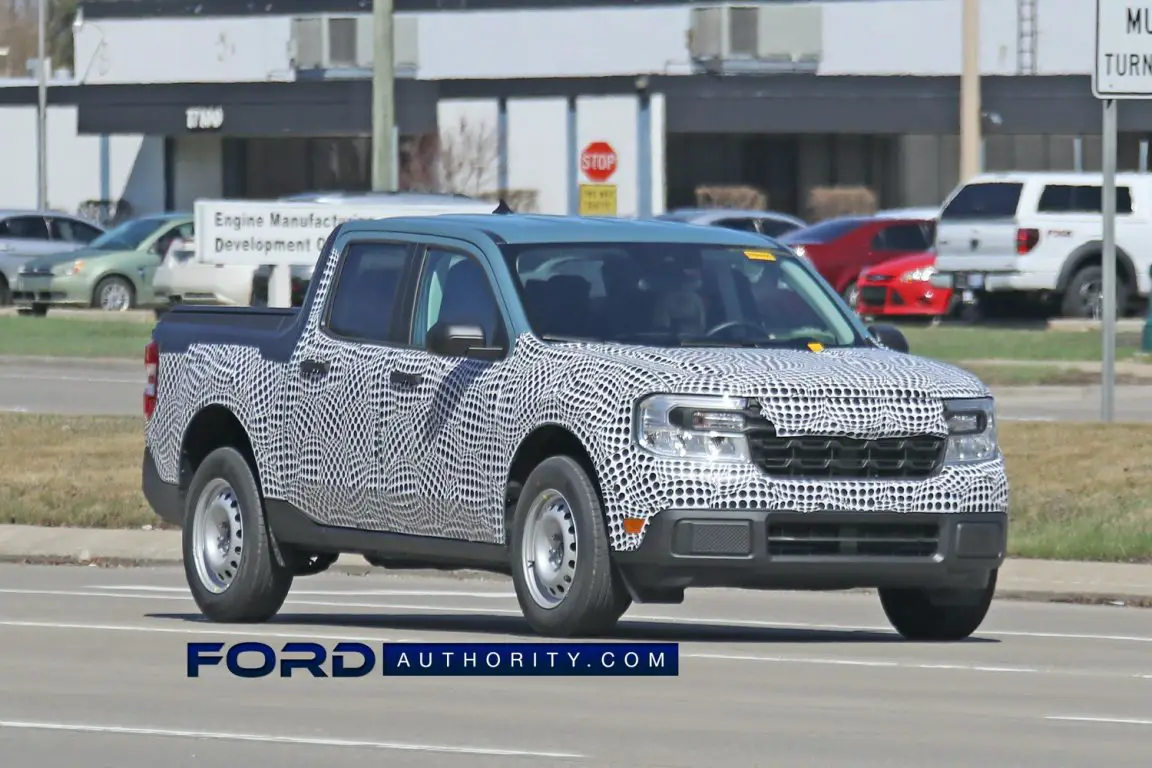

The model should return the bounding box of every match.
[12,213,193,313]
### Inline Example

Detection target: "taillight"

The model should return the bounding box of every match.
[1015,228,1039,255]
[144,340,158,420]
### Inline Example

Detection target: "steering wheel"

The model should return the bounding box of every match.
[704,320,769,339]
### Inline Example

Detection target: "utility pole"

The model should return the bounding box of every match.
[959,0,981,182]
[371,0,396,191]
[36,0,48,209]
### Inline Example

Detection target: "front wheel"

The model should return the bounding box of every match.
[842,280,860,308]
[510,455,631,637]
[878,569,997,641]
[182,446,293,622]
[93,275,135,312]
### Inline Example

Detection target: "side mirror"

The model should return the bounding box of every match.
[427,322,504,360]
[868,323,909,353]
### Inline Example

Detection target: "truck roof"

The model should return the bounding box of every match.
[342,213,782,246]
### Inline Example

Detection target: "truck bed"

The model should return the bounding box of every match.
[153,304,305,358]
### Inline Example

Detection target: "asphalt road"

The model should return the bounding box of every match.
[0,358,1148,422]
[0,564,1150,766]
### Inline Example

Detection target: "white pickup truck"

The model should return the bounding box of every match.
[932,171,1152,318]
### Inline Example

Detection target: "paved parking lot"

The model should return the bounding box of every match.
[0,564,1149,766]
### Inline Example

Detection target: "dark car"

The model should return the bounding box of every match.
[780,215,937,307]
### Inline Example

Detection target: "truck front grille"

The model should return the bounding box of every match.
[746,431,946,479]
[767,521,940,557]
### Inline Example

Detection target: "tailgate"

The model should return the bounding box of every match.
[933,181,1025,276]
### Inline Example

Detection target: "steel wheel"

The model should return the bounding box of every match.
[521,489,579,609]
[97,278,132,311]
[191,478,244,594]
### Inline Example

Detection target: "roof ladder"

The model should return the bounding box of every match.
[1017,0,1038,75]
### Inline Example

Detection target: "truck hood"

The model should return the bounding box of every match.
[529,338,990,437]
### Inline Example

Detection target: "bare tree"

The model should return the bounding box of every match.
[0,0,78,77]
[436,114,498,196]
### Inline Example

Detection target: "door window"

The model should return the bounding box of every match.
[1036,184,1133,214]
[412,248,505,349]
[151,223,195,257]
[871,223,933,252]
[49,217,104,244]
[325,242,413,344]
[0,216,50,240]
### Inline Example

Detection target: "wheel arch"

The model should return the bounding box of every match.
[505,423,602,543]
[179,404,262,501]
[91,271,139,306]
[1055,241,1138,295]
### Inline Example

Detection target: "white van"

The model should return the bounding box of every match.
[153,193,495,308]
[932,172,1152,318]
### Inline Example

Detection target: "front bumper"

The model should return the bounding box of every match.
[613,509,1006,593]
[11,275,89,306]
[857,281,952,317]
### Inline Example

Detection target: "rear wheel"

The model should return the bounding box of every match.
[182,446,293,622]
[0,277,9,306]
[879,570,997,641]
[510,455,631,637]
[93,275,135,311]
[1060,264,1128,319]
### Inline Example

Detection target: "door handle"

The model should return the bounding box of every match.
[300,359,330,377]
[389,370,423,387]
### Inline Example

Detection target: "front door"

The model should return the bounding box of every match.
[393,244,516,545]
[283,237,421,531]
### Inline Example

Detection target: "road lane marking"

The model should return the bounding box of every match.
[4,588,1152,645]
[0,619,425,644]
[0,721,585,759]
[1046,716,1152,726]
[88,585,517,598]
[0,374,141,384]
[0,619,1148,681]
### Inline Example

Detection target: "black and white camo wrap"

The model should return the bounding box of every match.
[146,248,1009,553]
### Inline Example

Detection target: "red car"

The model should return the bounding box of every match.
[779,215,936,306]
[855,251,954,319]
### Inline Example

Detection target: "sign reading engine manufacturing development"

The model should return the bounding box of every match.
[1094,0,1152,97]
[193,200,493,266]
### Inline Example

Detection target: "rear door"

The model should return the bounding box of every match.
[934,181,1025,276]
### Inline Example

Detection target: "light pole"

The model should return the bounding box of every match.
[959,0,981,181]
[36,0,48,210]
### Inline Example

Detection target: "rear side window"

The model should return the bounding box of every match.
[780,217,864,244]
[940,182,1023,220]
[1037,184,1133,214]
[0,216,50,240]
[758,218,801,238]
[325,242,412,343]
[713,217,760,233]
[872,223,933,252]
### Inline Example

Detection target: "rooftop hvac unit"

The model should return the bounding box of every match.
[292,15,419,76]
[688,3,822,73]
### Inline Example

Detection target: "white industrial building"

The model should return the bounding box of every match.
[0,0,1145,221]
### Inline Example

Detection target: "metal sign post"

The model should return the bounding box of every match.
[1092,0,1152,422]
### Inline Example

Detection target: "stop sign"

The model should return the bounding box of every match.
[580,141,618,183]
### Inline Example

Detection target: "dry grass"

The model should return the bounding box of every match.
[2,415,1150,562]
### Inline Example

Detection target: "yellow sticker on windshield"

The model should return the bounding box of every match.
[807,342,824,352]
[744,249,776,261]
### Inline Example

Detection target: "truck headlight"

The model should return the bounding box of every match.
[635,394,750,462]
[943,398,999,464]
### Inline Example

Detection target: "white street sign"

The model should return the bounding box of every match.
[193,199,492,267]
[1094,0,1152,98]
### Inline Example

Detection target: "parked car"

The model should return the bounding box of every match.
[779,215,937,306]
[0,209,105,305]
[933,171,1152,318]
[856,252,954,320]
[12,213,192,314]
[656,208,808,238]
[142,212,1007,641]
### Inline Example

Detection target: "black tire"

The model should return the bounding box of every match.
[182,446,293,623]
[510,455,631,637]
[92,275,136,311]
[1060,264,1128,319]
[0,277,10,306]
[19,303,48,317]
[879,569,998,641]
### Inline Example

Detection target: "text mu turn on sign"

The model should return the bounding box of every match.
[1095,0,1152,97]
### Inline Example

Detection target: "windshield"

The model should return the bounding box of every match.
[503,241,866,349]
[89,218,163,251]
[779,217,864,245]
